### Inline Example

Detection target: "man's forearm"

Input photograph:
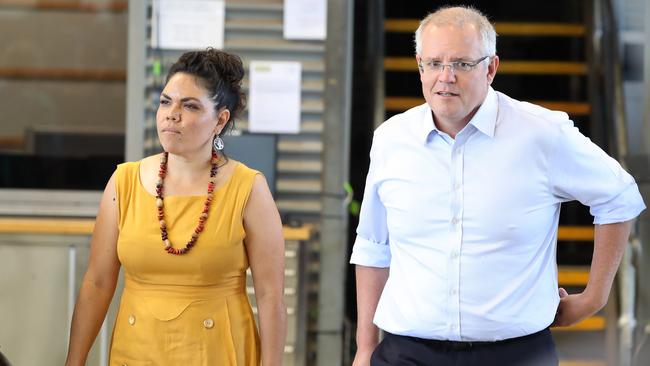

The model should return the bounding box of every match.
[355,265,389,350]
[584,220,633,307]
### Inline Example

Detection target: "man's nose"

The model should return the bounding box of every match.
[438,64,456,82]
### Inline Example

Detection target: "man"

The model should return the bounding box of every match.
[350,6,646,366]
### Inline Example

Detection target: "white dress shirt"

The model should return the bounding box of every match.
[350,87,646,341]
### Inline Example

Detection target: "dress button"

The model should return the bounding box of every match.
[203,318,214,329]
[128,315,136,325]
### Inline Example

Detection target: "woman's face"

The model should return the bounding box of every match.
[156,72,229,156]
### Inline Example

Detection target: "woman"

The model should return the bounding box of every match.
[65,49,286,365]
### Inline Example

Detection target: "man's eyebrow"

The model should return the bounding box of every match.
[421,57,473,61]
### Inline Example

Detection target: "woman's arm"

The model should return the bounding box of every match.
[65,172,121,366]
[244,174,286,366]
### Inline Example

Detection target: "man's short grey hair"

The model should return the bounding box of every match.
[414,6,497,57]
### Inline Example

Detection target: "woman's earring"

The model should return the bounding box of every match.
[213,136,225,151]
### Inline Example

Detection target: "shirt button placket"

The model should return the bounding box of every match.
[451,143,464,339]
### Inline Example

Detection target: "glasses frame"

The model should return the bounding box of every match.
[418,55,492,74]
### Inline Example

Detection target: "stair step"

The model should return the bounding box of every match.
[499,61,587,75]
[384,97,590,117]
[385,19,585,37]
[557,226,594,241]
[532,102,591,116]
[0,67,126,82]
[384,96,421,111]
[558,266,590,286]
[384,57,587,75]
[553,316,605,332]
[496,22,586,37]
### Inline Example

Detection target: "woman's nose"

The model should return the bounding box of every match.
[166,108,180,121]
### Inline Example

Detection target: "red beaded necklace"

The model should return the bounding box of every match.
[156,151,219,255]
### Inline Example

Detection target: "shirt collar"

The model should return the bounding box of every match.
[418,86,499,143]
[468,87,498,138]
[418,103,437,143]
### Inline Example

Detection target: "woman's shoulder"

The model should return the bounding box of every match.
[115,154,161,185]
[227,159,261,182]
[115,160,140,178]
[117,154,159,170]
[139,154,163,170]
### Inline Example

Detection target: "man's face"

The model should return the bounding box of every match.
[417,24,498,133]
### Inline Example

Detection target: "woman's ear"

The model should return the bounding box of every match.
[214,108,231,135]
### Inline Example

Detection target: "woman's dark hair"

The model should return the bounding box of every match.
[166,48,246,132]
[0,350,11,366]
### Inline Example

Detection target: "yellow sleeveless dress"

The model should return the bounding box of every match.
[109,160,261,366]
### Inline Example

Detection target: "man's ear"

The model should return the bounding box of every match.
[416,55,424,75]
[486,55,499,85]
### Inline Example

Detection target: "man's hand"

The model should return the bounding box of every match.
[552,287,604,327]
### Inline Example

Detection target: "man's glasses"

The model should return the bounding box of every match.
[418,56,491,74]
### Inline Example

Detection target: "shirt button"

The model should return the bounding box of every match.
[128,315,136,325]
[450,288,458,296]
[450,324,457,330]
[451,217,459,225]
[203,318,214,329]
[454,183,462,190]
[451,251,459,259]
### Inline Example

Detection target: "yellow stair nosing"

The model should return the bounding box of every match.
[384,19,586,37]
[0,218,313,241]
[384,96,424,111]
[384,57,587,75]
[559,361,606,366]
[558,266,590,286]
[498,61,587,75]
[496,22,586,36]
[552,315,605,331]
[557,226,595,241]
[532,102,591,117]
[0,218,95,235]
[384,97,590,117]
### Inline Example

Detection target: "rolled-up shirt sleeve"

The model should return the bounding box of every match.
[350,133,391,268]
[549,121,646,224]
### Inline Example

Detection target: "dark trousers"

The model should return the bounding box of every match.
[370,328,558,366]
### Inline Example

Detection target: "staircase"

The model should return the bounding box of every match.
[382,1,612,365]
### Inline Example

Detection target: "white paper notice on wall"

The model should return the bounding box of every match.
[151,0,225,50]
[249,61,302,134]
[283,0,327,40]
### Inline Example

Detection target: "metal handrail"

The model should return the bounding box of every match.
[596,1,637,365]
[0,218,312,365]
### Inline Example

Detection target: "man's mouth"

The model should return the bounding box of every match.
[436,91,459,97]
